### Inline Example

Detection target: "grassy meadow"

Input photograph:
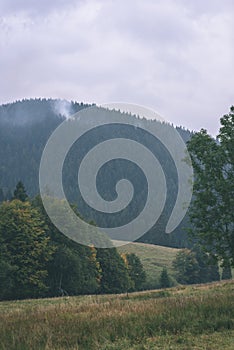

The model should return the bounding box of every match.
[0,280,233,349]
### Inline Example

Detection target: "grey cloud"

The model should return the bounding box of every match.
[178,0,234,15]
[0,0,233,136]
[100,1,196,47]
[0,0,81,17]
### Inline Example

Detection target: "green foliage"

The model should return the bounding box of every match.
[173,246,221,285]
[32,195,101,296]
[173,249,200,284]
[159,267,171,288]
[0,200,54,299]
[122,253,146,291]
[0,256,17,300]
[13,181,28,202]
[1,189,145,300]
[193,245,220,283]
[222,262,232,280]
[97,248,131,294]
[187,107,234,266]
[1,192,145,300]
[47,245,84,296]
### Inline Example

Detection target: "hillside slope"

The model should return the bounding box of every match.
[118,241,180,288]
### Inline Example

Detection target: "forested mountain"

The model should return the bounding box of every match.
[0,99,89,195]
[0,99,193,248]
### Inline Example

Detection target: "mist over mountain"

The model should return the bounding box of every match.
[0,98,90,125]
[0,98,193,248]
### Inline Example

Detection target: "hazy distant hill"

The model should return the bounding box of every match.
[0,98,193,248]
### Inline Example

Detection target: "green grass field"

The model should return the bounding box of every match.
[0,280,233,349]
[118,241,180,288]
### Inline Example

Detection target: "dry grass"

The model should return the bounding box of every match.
[0,280,233,349]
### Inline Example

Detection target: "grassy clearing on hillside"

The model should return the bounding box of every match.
[118,241,180,288]
[0,280,233,350]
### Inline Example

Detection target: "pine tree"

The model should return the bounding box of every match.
[13,181,28,202]
[159,267,171,288]
[123,253,146,291]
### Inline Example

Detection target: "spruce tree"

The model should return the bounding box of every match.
[122,253,146,291]
[13,181,28,202]
[159,267,171,288]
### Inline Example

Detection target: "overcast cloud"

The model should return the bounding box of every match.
[0,0,233,134]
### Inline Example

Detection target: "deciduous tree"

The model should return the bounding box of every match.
[187,107,234,266]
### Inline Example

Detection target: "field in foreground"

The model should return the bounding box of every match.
[0,280,233,350]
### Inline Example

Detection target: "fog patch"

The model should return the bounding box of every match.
[53,99,72,119]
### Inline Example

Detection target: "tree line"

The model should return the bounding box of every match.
[158,244,231,290]
[0,182,146,300]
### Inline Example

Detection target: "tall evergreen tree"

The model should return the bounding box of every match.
[13,181,28,202]
[122,253,146,291]
[159,267,171,288]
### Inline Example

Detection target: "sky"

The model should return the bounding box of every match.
[0,0,233,135]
